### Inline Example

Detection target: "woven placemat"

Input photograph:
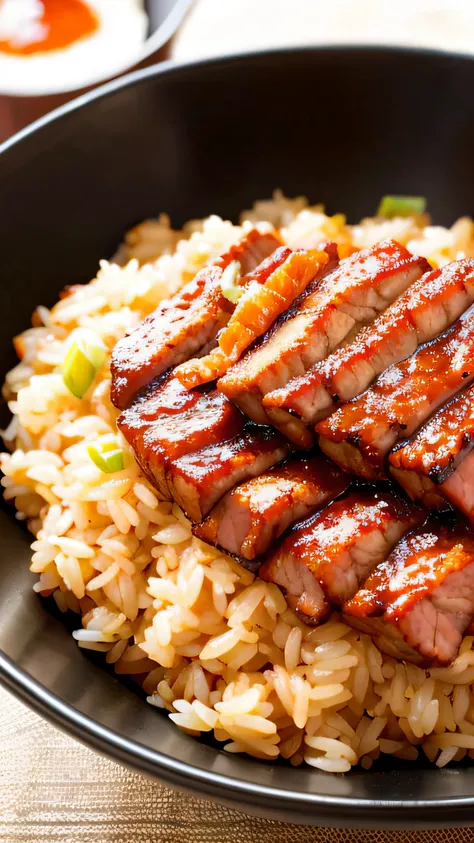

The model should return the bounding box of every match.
[1,685,473,843]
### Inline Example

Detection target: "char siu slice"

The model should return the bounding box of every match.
[118,375,244,497]
[260,492,424,623]
[218,247,331,363]
[343,525,474,666]
[174,247,332,389]
[193,453,348,564]
[317,304,474,480]
[110,228,281,408]
[167,424,291,523]
[264,259,474,445]
[389,383,474,521]
[218,240,429,437]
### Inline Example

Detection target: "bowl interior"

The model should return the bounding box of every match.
[2,47,474,827]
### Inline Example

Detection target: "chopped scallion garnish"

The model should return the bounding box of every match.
[62,336,106,398]
[87,441,124,474]
[377,195,426,219]
[220,260,243,303]
[221,286,244,304]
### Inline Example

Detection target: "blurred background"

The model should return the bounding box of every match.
[1,0,474,143]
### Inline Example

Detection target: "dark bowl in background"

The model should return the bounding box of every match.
[1,46,474,829]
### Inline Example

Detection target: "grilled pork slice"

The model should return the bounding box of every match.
[264,259,474,444]
[118,375,244,497]
[174,247,333,389]
[193,453,348,563]
[110,228,281,408]
[167,424,291,523]
[389,384,474,520]
[218,240,429,436]
[318,304,474,480]
[260,492,424,623]
[344,525,474,666]
[219,248,331,363]
[173,247,291,389]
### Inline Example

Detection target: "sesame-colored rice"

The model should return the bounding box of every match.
[3,191,474,772]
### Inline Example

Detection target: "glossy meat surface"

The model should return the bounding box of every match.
[390,384,474,520]
[218,240,429,436]
[172,346,232,391]
[110,228,281,408]
[344,525,474,666]
[264,258,474,444]
[172,246,293,389]
[175,248,335,390]
[219,247,330,362]
[260,492,424,623]
[167,424,291,523]
[193,453,348,562]
[175,247,334,390]
[318,304,474,479]
[118,375,244,497]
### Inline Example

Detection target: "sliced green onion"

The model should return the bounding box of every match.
[377,195,426,219]
[82,340,106,370]
[220,260,243,303]
[63,343,96,398]
[62,336,106,398]
[221,286,244,304]
[87,441,124,474]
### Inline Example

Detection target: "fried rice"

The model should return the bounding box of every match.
[3,192,474,774]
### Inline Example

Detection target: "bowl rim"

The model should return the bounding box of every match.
[142,0,193,60]
[3,44,474,826]
[2,41,473,153]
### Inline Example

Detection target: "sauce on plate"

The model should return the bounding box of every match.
[0,0,98,56]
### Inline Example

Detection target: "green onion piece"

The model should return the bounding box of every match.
[83,340,106,370]
[377,195,426,219]
[63,342,96,398]
[221,286,244,304]
[220,260,243,303]
[87,442,124,474]
[62,337,106,398]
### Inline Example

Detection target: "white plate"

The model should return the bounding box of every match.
[0,0,191,97]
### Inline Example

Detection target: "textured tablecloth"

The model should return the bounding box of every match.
[3,1,474,839]
[4,679,474,842]
[2,683,474,842]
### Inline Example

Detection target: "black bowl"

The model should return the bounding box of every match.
[2,47,474,829]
